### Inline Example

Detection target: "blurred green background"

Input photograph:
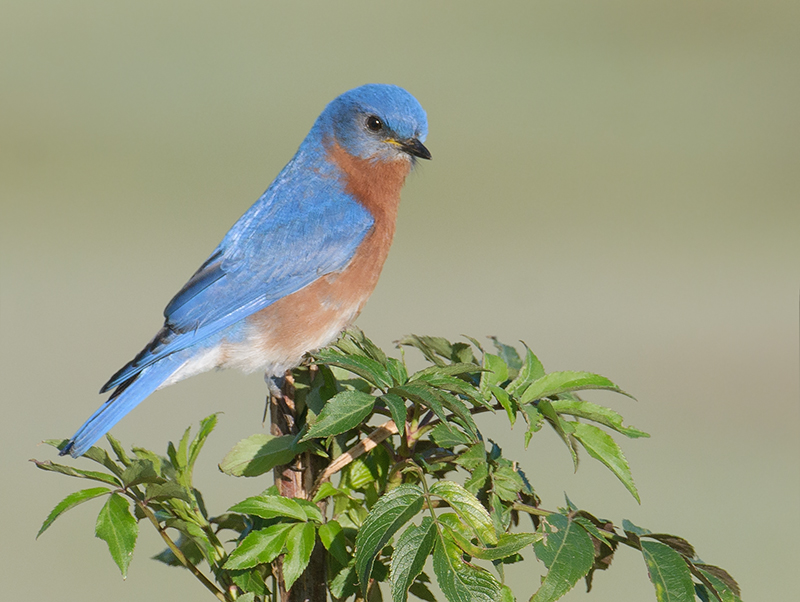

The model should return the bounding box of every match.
[1,1,797,600]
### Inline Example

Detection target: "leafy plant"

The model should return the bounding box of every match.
[33,328,741,602]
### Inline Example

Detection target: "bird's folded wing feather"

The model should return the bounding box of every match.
[102,174,373,391]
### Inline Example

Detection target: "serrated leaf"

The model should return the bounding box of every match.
[471,532,541,561]
[303,390,376,441]
[219,434,301,477]
[490,338,523,378]
[571,423,640,502]
[144,482,192,503]
[549,399,648,438]
[331,564,360,599]
[430,481,497,545]
[412,372,484,407]
[695,565,742,602]
[355,484,424,591]
[314,348,392,389]
[37,487,110,538]
[223,522,295,570]
[430,423,472,448]
[31,459,122,487]
[105,434,132,467]
[293,498,324,523]
[229,569,268,597]
[82,444,126,477]
[283,522,317,591]
[490,385,517,426]
[382,393,409,434]
[519,371,629,405]
[312,482,351,504]
[188,414,218,468]
[454,443,486,470]
[463,463,489,495]
[120,460,165,488]
[386,357,409,385]
[522,404,544,448]
[537,400,579,469]
[396,335,457,366]
[319,520,350,567]
[492,465,525,502]
[531,513,594,602]
[95,493,138,578]
[506,347,545,397]
[641,540,695,602]
[622,519,651,536]
[229,495,308,522]
[391,517,437,602]
[432,532,503,602]
[480,353,509,397]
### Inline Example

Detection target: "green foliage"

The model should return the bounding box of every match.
[34,328,741,602]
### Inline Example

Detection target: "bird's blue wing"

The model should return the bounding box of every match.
[102,168,373,391]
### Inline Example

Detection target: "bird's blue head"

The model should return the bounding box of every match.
[316,84,430,163]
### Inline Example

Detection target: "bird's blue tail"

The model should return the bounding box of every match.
[61,353,186,458]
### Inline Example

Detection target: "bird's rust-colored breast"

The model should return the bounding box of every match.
[235,143,413,373]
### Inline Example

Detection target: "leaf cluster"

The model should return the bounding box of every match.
[33,329,742,602]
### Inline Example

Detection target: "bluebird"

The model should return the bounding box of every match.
[61,84,430,457]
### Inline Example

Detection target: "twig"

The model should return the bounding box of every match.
[132,497,231,602]
[310,419,399,497]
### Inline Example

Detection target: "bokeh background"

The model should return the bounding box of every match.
[2,1,797,600]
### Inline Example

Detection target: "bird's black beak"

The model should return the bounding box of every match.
[398,138,432,160]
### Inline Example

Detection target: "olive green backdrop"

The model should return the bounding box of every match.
[1,1,797,600]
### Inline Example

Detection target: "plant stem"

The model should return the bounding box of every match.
[271,370,328,602]
[132,496,231,602]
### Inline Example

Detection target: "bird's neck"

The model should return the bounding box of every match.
[326,141,411,229]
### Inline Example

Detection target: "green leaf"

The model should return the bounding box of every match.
[641,540,695,602]
[490,338,523,378]
[283,522,317,591]
[219,434,302,477]
[314,348,392,389]
[120,460,164,488]
[549,398,648,438]
[355,484,425,592]
[188,413,218,468]
[144,482,192,503]
[105,434,132,467]
[537,400,579,469]
[521,404,544,447]
[31,459,122,487]
[331,564,360,599]
[519,371,629,405]
[430,481,497,545]
[490,385,517,426]
[531,513,594,602]
[695,565,742,602]
[229,569,268,597]
[386,357,409,385]
[463,463,489,495]
[506,347,545,397]
[82,443,126,477]
[470,532,541,561]
[454,443,486,470]
[383,393,408,433]
[312,482,351,504]
[412,372,483,406]
[430,423,473,448]
[391,517,437,602]
[319,520,350,567]
[223,522,295,570]
[480,353,509,397]
[302,390,376,441]
[294,498,324,523]
[492,465,525,502]
[432,532,502,602]
[571,422,640,503]
[95,493,138,578]
[37,487,110,538]
[229,495,308,522]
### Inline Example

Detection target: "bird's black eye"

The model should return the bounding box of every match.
[366,115,383,132]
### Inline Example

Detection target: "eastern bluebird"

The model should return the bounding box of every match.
[61,84,430,458]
